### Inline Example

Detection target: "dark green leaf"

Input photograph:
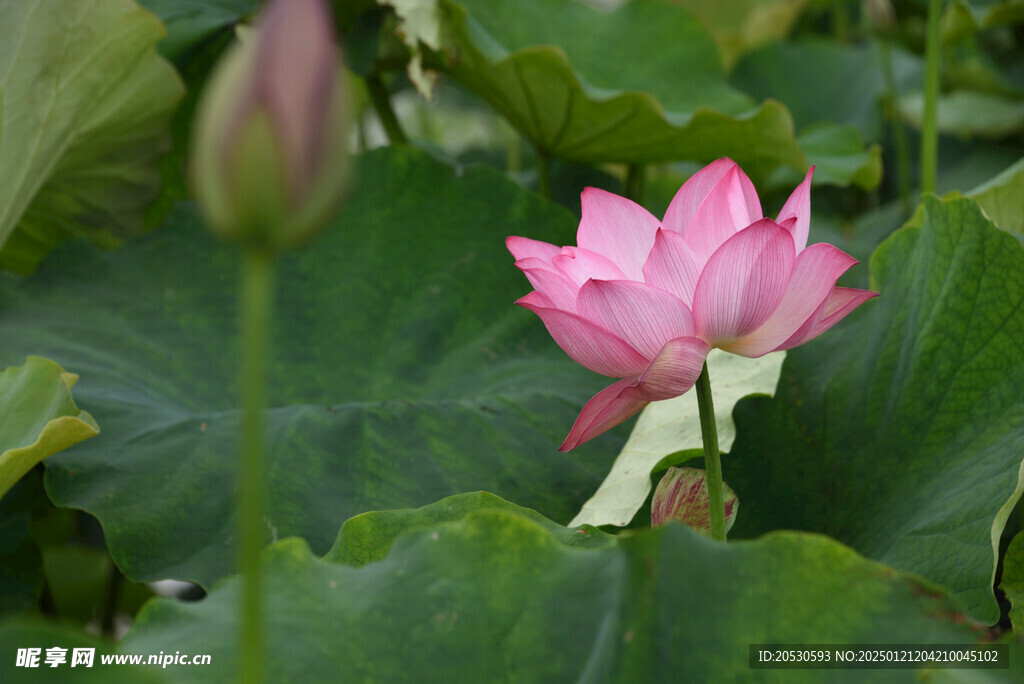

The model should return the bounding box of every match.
[0,147,622,588]
[728,195,1024,622]
[117,496,995,682]
[436,0,877,185]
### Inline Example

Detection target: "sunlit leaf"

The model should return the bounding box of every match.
[967,155,1024,237]
[0,358,98,502]
[0,0,184,274]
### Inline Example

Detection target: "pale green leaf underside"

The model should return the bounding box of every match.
[0,0,183,274]
[967,155,1024,237]
[570,349,784,528]
[0,357,98,501]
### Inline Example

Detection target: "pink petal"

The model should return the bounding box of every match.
[642,229,702,307]
[776,166,814,253]
[553,246,628,285]
[635,337,710,399]
[777,286,878,351]
[683,166,764,266]
[576,188,661,280]
[577,280,695,360]
[513,256,556,273]
[557,336,710,451]
[661,158,736,234]
[722,243,858,357]
[520,266,579,313]
[693,218,795,346]
[558,377,649,451]
[507,235,562,262]
[256,0,337,198]
[517,292,649,377]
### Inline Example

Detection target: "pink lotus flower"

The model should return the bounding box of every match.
[508,159,877,451]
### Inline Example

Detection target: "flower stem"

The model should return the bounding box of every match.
[834,0,849,43]
[694,361,726,542]
[366,74,408,146]
[920,0,942,195]
[239,249,274,684]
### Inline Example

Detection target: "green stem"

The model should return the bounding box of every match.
[920,0,942,195]
[694,362,726,542]
[625,163,646,204]
[239,249,274,684]
[880,39,912,216]
[100,563,122,638]
[366,74,408,146]
[834,0,849,43]
[505,120,521,174]
[537,151,551,199]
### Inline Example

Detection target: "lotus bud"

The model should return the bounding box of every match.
[191,0,350,250]
[651,467,738,535]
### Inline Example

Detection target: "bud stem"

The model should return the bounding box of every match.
[238,249,274,684]
[695,361,726,542]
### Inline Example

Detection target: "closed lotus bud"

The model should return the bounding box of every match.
[651,467,738,535]
[191,0,350,250]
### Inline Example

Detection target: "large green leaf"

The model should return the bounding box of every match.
[727,195,1024,623]
[0,147,624,588]
[435,0,876,185]
[113,495,998,682]
[0,357,98,501]
[0,0,184,275]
